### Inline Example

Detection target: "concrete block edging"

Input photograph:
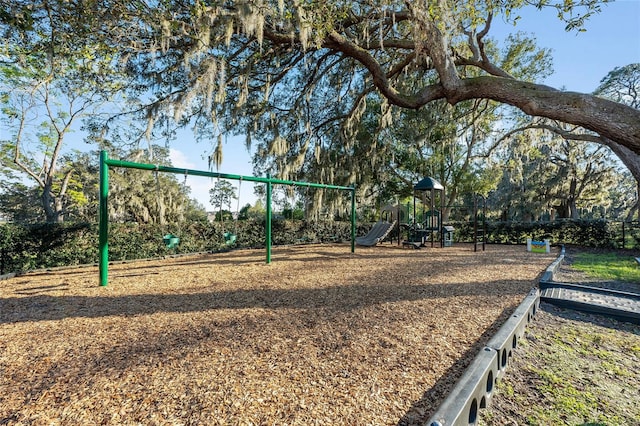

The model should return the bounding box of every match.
[426,289,541,426]
[427,247,565,425]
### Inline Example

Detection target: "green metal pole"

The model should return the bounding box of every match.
[350,186,356,253]
[101,156,354,191]
[98,150,109,286]
[97,153,356,269]
[266,174,272,264]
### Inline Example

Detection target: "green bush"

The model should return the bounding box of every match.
[2,219,634,275]
[450,219,621,248]
[0,222,96,273]
[0,218,358,274]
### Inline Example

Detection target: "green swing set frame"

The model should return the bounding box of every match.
[98,150,356,286]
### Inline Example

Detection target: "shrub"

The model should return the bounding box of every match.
[1,219,634,275]
[450,219,619,248]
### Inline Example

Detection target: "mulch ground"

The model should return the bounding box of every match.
[0,243,557,425]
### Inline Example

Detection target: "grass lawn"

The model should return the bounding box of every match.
[480,305,640,425]
[480,246,640,425]
[572,252,640,283]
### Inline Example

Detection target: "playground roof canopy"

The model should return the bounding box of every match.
[413,176,444,191]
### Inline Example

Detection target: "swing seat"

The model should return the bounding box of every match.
[224,232,237,245]
[163,234,180,249]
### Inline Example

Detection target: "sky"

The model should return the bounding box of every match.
[490,0,640,92]
[1,2,636,212]
[170,0,640,211]
[167,133,258,211]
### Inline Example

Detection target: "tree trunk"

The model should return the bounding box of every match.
[569,198,579,220]
[627,201,639,222]
[41,189,62,223]
[555,201,570,219]
[568,178,579,220]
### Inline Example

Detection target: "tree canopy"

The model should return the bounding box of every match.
[1,0,638,222]
[4,1,638,151]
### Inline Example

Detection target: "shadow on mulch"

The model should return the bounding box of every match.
[0,280,531,324]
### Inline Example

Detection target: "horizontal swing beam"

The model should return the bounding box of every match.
[102,156,353,191]
[98,150,356,287]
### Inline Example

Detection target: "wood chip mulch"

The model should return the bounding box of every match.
[0,243,557,425]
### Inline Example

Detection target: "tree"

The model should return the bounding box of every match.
[73,2,640,149]
[596,64,640,109]
[106,146,206,225]
[5,1,638,157]
[594,64,640,220]
[240,200,266,220]
[498,64,640,220]
[277,32,551,219]
[0,182,42,223]
[490,131,558,222]
[0,65,102,222]
[605,170,637,220]
[0,0,122,223]
[490,127,618,221]
[4,1,639,223]
[209,180,238,221]
[548,139,617,220]
[385,97,507,221]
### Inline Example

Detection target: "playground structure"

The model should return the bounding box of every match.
[402,176,448,248]
[354,219,397,247]
[99,150,356,286]
[367,177,458,249]
[376,181,494,251]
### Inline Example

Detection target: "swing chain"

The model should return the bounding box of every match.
[234,177,242,235]
[154,165,163,227]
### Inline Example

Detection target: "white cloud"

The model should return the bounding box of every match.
[169,148,198,169]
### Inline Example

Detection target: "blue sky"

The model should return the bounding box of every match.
[490,0,640,93]
[175,0,640,209]
[168,133,257,210]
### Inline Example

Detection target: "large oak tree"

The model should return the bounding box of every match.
[3,0,639,169]
[103,1,638,151]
